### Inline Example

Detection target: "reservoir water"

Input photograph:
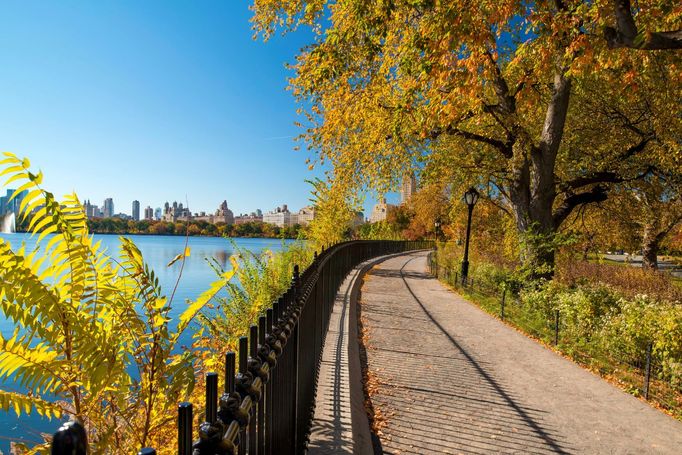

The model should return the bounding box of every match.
[0,233,293,451]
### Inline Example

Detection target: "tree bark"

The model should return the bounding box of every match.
[641,226,659,270]
[506,72,572,278]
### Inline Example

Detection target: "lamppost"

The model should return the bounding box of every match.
[460,187,479,284]
[434,218,441,241]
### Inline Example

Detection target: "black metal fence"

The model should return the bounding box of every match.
[428,251,682,418]
[51,240,432,454]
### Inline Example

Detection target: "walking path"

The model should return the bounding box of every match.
[358,251,682,454]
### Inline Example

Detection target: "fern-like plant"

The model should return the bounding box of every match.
[0,153,235,453]
[194,240,312,370]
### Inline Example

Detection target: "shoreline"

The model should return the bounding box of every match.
[10,230,303,240]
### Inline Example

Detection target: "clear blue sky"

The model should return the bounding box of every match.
[0,1,391,216]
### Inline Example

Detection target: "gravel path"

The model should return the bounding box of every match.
[359,251,682,454]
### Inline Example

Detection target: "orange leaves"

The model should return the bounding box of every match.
[252,0,681,250]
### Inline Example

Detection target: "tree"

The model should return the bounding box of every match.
[568,201,640,260]
[187,223,202,236]
[603,0,682,50]
[306,178,357,248]
[627,174,682,269]
[252,0,680,276]
[386,205,412,234]
[407,182,450,240]
[572,173,682,269]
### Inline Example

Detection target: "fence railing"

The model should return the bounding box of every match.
[51,240,433,454]
[427,251,682,418]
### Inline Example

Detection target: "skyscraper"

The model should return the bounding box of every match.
[144,206,154,220]
[0,190,12,215]
[0,189,28,216]
[103,198,114,218]
[154,207,162,220]
[132,200,140,221]
[400,172,417,204]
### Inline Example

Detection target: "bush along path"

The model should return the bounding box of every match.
[358,251,682,455]
[430,253,682,420]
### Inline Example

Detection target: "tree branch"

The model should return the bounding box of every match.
[618,136,652,160]
[655,214,682,243]
[435,125,513,158]
[604,0,682,50]
[563,171,624,190]
[553,185,609,228]
[562,137,652,190]
[538,71,572,160]
[484,51,516,115]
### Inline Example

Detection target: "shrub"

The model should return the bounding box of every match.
[0,154,236,452]
[194,240,313,370]
[600,295,682,387]
[435,249,682,404]
[557,259,682,303]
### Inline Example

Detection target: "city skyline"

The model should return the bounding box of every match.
[81,195,320,221]
[0,1,397,217]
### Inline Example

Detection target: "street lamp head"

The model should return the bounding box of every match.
[463,187,479,207]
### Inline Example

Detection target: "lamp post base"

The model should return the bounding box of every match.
[460,260,469,285]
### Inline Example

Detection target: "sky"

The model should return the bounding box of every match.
[0,1,394,217]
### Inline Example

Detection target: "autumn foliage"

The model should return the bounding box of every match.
[252,0,681,274]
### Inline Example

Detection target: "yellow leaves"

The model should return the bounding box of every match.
[0,155,212,452]
[152,313,169,330]
[3,171,29,187]
[167,246,191,267]
[0,150,18,161]
[0,390,62,419]
[0,332,63,396]
[152,296,168,311]
[176,259,238,336]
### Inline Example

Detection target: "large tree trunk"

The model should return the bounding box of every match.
[509,166,557,279]
[641,227,659,270]
[507,72,571,279]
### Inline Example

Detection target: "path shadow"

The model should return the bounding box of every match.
[370,268,432,281]
[359,253,574,455]
[308,268,356,454]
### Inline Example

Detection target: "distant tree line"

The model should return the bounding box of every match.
[85,218,304,239]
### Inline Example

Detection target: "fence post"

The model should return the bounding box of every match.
[500,288,506,320]
[238,336,248,455]
[291,265,300,453]
[643,341,653,400]
[265,309,274,455]
[178,402,193,455]
[52,421,88,455]
[205,372,218,424]
[554,310,560,346]
[258,316,267,455]
[249,325,259,454]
